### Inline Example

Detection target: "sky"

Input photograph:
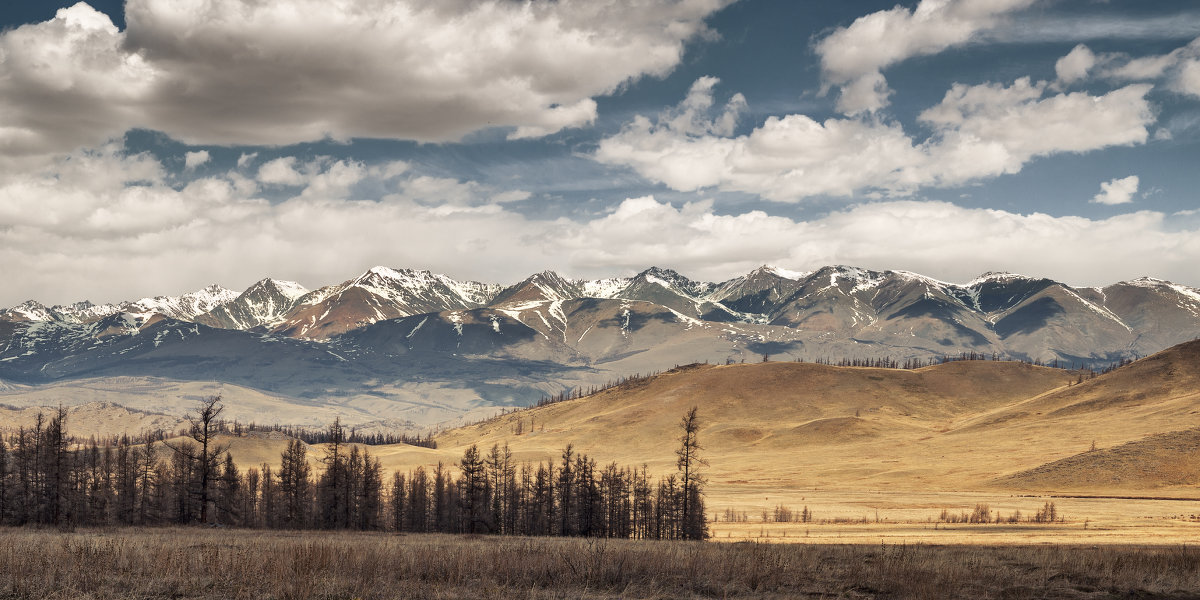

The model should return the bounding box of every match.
[1,0,1199,306]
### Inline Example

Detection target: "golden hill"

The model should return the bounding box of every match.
[1000,428,1200,490]
[425,340,1200,500]
[21,340,1198,509]
[432,359,1073,493]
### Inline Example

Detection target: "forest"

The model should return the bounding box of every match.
[0,398,709,540]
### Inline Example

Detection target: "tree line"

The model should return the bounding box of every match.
[0,399,708,540]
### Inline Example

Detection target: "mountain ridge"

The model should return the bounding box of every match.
[3,264,1199,427]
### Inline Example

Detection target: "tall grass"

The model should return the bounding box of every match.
[0,528,1197,599]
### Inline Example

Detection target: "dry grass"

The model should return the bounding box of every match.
[427,347,1200,498]
[2,527,1200,599]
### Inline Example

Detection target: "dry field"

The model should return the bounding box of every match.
[7,343,1200,548]
[2,527,1200,599]
[707,487,1200,545]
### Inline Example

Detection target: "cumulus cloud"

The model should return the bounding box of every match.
[1091,175,1140,205]
[595,77,1154,201]
[815,0,1037,114]
[1055,44,1098,84]
[183,151,210,170]
[556,197,1200,288]
[257,158,307,187]
[0,0,730,159]
[3,147,1199,306]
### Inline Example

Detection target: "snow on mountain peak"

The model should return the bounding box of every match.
[272,280,309,300]
[1125,276,1169,287]
[125,285,238,320]
[967,271,1028,286]
[758,265,808,280]
[4,300,54,321]
[581,277,629,299]
[349,266,499,310]
[250,278,309,301]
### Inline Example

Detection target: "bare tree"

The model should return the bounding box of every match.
[161,395,229,524]
[676,406,708,540]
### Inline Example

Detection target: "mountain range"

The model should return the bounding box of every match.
[2,265,1198,428]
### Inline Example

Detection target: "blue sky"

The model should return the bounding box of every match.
[1,0,1199,306]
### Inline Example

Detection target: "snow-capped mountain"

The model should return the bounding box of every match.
[0,299,122,323]
[491,271,584,305]
[195,278,309,330]
[6,264,1200,371]
[709,265,808,317]
[122,284,240,321]
[271,267,503,339]
[0,285,238,325]
[4,263,1200,427]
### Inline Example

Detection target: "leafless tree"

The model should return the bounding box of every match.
[161,395,229,524]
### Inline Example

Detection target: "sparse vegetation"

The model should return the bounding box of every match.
[0,528,1198,599]
[934,502,1062,525]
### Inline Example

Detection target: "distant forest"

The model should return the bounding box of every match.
[0,398,709,540]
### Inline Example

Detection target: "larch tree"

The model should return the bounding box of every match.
[162,395,230,524]
[676,406,708,540]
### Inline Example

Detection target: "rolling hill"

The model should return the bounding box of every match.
[424,339,1200,498]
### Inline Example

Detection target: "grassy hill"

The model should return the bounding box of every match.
[12,341,1200,508]
[427,340,1200,499]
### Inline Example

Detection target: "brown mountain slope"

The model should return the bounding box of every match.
[433,360,1074,492]
[430,340,1200,497]
[998,428,1200,490]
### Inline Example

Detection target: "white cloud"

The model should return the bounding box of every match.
[4,147,1199,306]
[1178,57,1200,97]
[558,198,1200,288]
[0,0,730,159]
[1055,44,1097,84]
[0,4,158,158]
[183,150,210,170]
[1097,37,1200,98]
[595,77,1154,201]
[257,158,307,187]
[815,0,1037,114]
[1091,175,1140,205]
[236,153,259,169]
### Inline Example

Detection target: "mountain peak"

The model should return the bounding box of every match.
[636,266,682,278]
[1,300,53,322]
[1125,276,1169,287]
[248,278,309,300]
[751,265,808,280]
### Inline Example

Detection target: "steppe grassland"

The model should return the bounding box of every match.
[3,527,1200,599]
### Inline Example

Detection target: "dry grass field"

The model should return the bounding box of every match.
[3,527,1200,599]
[6,342,1200,550]
[104,341,1197,547]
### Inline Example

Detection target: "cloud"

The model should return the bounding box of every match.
[553,198,1200,289]
[183,150,211,170]
[1096,37,1200,98]
[1055,44,1097,85]
[984,13,1200,44]
[1091,175,1140,205]
[3,147,1200,306]
[0,0,730,159]
[595,77,1154,201]
[257,158,306,187]
[1178,56,1200,97]
[815,0,1037,114]
[0,4,158,159]
[236,153,259,169]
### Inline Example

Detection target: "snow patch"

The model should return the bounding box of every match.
[406,316,429,339]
